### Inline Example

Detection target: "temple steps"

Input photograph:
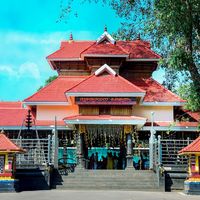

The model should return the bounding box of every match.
[52,169,162,191]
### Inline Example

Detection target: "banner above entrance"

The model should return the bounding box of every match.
[75,97,137,105]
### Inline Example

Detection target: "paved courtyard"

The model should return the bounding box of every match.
[0,190,199,200]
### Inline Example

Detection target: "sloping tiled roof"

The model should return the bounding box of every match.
[47,41,94,59]
[0,108,28,127]
[24,76,86,103]
[47,40,160,60]
[144,121,199,127]
[118,41,160,59]
[23,75,185,103]
[64,115,146,121]
[179,136,200,154]
[81,42,128,56]
[182,109,200,122]
[0,102,23,108]
[0,132,25,152]
[66,73,145,94]
[131,78,186,103]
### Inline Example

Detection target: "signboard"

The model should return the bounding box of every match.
[75,97,136,105]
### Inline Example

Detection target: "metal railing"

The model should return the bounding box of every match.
[160,138,192,167]
[12,136,52,168]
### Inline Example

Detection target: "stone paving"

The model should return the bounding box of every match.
[0,190,199,200]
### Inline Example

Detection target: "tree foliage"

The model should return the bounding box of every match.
[60,0,200,111]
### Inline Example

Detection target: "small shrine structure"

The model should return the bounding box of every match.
[179,136,200,195]
[0,130,25,192]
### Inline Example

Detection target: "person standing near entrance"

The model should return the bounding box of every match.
[107,152,113,169]
[89,153,95,169]
[113,152,118,169]
[94,152,98,170]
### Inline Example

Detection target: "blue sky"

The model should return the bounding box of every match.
[0,0,164,101]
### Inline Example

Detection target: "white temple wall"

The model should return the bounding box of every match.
[133,106,174,122]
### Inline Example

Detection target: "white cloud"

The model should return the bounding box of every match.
[0,62,41,80]
[19,62,41,79]
[0,65,17,76]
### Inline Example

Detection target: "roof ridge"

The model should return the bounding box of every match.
[117,75,146,93]
[80,41,97,56]
[46,46,66,59]
[143,45,161,58]
[116,43,130,55]
[65,74,94,93]
[149,78,186,102]
[24,76,59,102]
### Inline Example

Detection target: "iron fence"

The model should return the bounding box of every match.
[160,139,192,167]
[12,136,53,168]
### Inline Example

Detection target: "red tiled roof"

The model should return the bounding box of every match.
[144,121,199,127]
[131,78,186,102]
[0,102,23,108]
[82,42,128,56]
[118,41,160,59]
[47,41,94,59]
[24,76,87,103]
[64,114,146,121]
[182,109,200,122]
[0,133,25,152]
[66,73,145,94]
[0,108,28,127]
[47,40,160,60]
[179,136,200,154]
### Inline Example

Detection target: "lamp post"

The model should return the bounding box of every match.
[149,111,156,169]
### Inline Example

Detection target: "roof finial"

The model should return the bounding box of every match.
[69,32,73,43]
[104,25,107,32]
[137,33,141,40]
[1,129,5,134]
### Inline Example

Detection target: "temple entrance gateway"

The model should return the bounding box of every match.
[75,124,149,170]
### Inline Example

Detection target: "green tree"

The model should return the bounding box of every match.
[37,75,57,91]
[60,0,200,111]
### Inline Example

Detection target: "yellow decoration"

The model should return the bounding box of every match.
[79,124,86,134]
[124,125,133,134]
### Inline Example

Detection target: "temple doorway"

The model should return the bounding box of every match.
[83,125,125,170]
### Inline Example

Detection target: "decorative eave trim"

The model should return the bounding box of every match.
[140,102,186,106]
[179,152,200,156]
[66,92,146,97]
[47,58,83,61]
[126,58,160,62]
[83,54,128,58]
[24,102,69,106]
[96,31,116,44]
[141,126,199,132]
[95,64,116,76]
[64,119,146,125]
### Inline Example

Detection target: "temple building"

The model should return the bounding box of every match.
[0,29,199,174]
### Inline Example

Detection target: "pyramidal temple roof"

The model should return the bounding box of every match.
[0,131,25,152]
[47,30,161,61]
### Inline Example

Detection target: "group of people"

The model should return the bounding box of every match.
[88,152,126,170]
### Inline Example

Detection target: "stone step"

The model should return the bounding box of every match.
[56,185,160,191]
[60,176,157,181]
[52,169,160,191]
